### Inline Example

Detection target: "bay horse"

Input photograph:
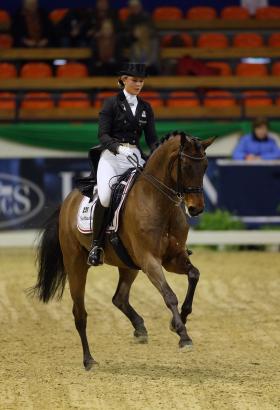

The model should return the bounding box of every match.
[31,132,214,370]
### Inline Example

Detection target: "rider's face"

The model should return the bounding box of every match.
[122,76,144,95]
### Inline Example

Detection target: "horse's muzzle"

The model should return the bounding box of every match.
[188,206,204,217]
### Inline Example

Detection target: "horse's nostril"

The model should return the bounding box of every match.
[188,206,203,216]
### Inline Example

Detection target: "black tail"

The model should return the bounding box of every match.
[29,206,66,303]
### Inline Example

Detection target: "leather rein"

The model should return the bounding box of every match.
[128,140,206,206]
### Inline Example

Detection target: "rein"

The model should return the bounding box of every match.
[128,138,206,206]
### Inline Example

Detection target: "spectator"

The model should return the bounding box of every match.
[232,117,280,160]
[11,0,53,47]
[129,23,160,75]
[123,0,154,47]
[241,0,268,15]
[90,19,122,76]
[84,0,119,40]
[56,8,90,47]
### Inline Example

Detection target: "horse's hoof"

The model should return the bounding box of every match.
[84,358,98,371]
[134,329,148,344]
[179,340,193,352]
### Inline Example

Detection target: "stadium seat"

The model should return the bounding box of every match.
[161,33,192,47]
[0,34,13,48]
[21,92,54,109]
[94,91,115,108]
[0,62,17,78]
[197,33,228,48]
[256,6,280,20]
[242,91,272,106]
[233,33,263,48]
[118,7,130,21]
[187,6,217,20]
[204,91,236,107]
[56,62,88,78]
[49,8,68,24]
[268,33,280,47]
[20,62,52,78]
[206,62,232,76]
[139,91,164,108]
[220,6,250,20]
[153,6,183,20]
[59,92,90,108]
[236,63,268,76]
[0,10,11,26]
[0,92,16,110]
[167,91,199,107]
[272,61,280,75]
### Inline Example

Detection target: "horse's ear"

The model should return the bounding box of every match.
[201,136,216,150]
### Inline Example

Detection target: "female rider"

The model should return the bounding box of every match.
[88,62,158,266]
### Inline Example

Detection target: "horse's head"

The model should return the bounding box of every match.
[170,133,215,216]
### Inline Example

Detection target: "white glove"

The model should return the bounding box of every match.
[118,145,134,157]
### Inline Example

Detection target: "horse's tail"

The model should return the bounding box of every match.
[29,206,66,303]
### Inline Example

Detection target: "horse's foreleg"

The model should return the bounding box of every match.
[113,268,148,343]
[64,246,97,371]
[143,256,192,349]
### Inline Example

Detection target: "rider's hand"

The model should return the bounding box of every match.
[118,145,134,157]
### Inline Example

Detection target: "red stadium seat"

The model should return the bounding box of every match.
[0,92,16,110]
[197,33,228,48]
[268,33,280,47]
[206,62,232,76]
[221,6,249,20]
[167,91,199,107]
[94,91,115,108]
[153,6,183,20]
[139,91,164,108]
[204,91,236,107]
[272,61,280,75]
[21,92,54,109]
[0,34,13,48]
[0,63,17,78]
[20,62,52,78]
[49,8,68,24]
[187,7,217,20]
[0,10,11,26]
[236,63,268,77]
[256,6,280,19]
[161,33,192,47]
[59,92,90,108]
[56,63,88,78]
[233,33,263,48]
[118,7,130,21]
[242,91,272,106]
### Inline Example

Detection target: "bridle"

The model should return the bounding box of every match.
[128,135,206,206]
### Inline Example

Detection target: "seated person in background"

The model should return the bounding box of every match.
[56,8,90,47]
[232,117,280,160]
[12,0,53,47]
[122,0,154,47]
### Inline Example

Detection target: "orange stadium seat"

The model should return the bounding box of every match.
[20,62,52,78]
[153,6,183,20]
[0,63,17,78]
[139,91,164,108]
[197,33,228,48]
[161,33,192,47]
[256,6,280,19]
[0,92,16,110]
[49,8,69,24]
[118,7,130,21]
[21,92,54,109]
[272,61,280,75]
[0,34,13,48]
[204,91,236,107]
[242,91,272,106]
[206,62,232,75]
[0,10,11,26]
[94,91,115,108]
[167,91,199,107]
[236,63,268,76]
[268,33,280,47]
[220,6,250,20]
[56,62,88,78]
[233,33,263,48]
[59,92,90,108]
[187,7,217,20]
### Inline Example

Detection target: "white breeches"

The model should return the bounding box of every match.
[97,148,145,207]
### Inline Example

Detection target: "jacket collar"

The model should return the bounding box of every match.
[117,91,144,125]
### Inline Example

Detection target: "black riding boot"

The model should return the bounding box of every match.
[87,199,108,266]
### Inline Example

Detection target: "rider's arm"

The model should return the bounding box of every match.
[98,98,120,155]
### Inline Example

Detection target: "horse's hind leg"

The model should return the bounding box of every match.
[112,268,148,343]
[63,243,97,371]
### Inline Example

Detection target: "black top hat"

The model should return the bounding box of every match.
[118,62,148,77]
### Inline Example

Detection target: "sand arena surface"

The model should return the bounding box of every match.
[0,248,279,409]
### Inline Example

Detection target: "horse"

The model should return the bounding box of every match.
[30,132,214,371]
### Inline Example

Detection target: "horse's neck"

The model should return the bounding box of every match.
[144,139,178,184]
